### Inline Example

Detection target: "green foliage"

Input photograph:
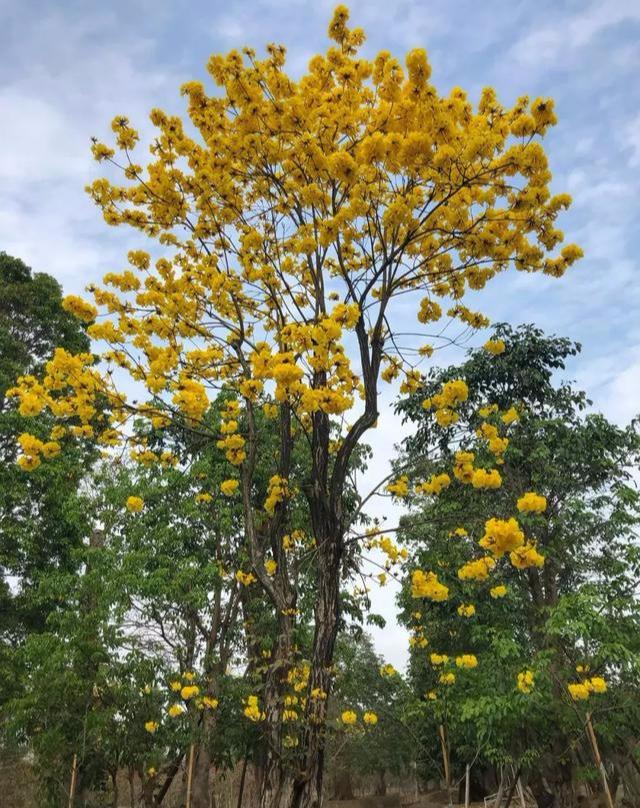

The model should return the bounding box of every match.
[395,324,640,787]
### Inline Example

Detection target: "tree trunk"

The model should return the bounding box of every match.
[374,768,387,797]
[289,537,341,808]
[190,744,215,808]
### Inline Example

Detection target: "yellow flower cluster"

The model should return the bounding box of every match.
[126,496,144,513]
[220,479,239,496]
[479,517,524,557]
[568,677,606,701]
[363,711,378,725]
[411,570,449,601]
[216,400,245,466]
[457,603,476,618]
[455,654,478,669]
[379,664,397,678]
[144,720,158,733]
[415,473,451,495]
[430,653,449,666]
[423,379,469,428]
[516,491,547,513]
[483,339,505,355]
[264,474,292,514]
[477,422,509,457]
[386,475,409,497]
[471,468,502,489]
[62,295,98,323]
[453,451,475,484]
[501,407,519,425]
[509,544,545,569]
[517,670,534,694]
[490,584,508,598]
[457,555,495,582]
[439,672,456,685]
[244,695,264,721]
[236,570,256,586]
[16,433,61,470]
[341,710,357,725]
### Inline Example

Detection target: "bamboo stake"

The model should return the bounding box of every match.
[68,753,78,808]
[185,743,195,808]
[585,712,615,808]
[465,763,470,808]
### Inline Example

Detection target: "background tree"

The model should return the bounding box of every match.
[0,252,93,716]
[395,324,640,806]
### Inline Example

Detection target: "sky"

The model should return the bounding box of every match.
[1,0,639,667]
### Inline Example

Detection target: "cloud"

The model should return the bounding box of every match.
[509,0,640,68]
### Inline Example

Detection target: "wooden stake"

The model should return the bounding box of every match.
[185,743,195,808]
[438,723,450,789]
[585,712,615,808]
[494,768,505,808]
[465,763,470,808]
[68,754,78,808]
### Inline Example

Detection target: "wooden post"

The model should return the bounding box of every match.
[494,768,505,808]
[438,723,450,790]
[465,763,470,808]
[185,743,195,808]
[68,754,78,808]
[585,712,615,808]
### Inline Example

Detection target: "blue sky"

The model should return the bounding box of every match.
[1,0,639,665]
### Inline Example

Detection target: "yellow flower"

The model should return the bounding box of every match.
[457,603,476,618]
[195,492,213,503]
[236,570,256,586]
[169,680,182,692]
[411,570,449,601]
[126,496,144,513]
[203,696,219,709]
[517,491,547,514]
[517,670,535,694]
[265,559,277,576]
[588,677,607,694]
[484,339,505,355]
[379,664,397,678]
[455,654,478,669]
[62,295,98,323]
[568,682,590,701]
[490,585,508,599]
[221,479,239,496]
[17,454,41,471]
[439,672,456,685]
[181,685,200,700]
[244,695,264,722]
[386,476,409,497]
[168,703,186,717]
[501,407,519,425]
[144,720,159,733]
[341,710,357,725]
[363,711,378,725]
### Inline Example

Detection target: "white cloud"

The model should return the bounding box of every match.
[510,0,640,68]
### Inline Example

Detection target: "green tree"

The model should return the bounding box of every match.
[395,324,640,806]
[0,253,93,709]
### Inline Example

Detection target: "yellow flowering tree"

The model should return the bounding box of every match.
[7,8,581,806]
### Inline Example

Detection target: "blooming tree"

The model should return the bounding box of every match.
[8,7,581,807]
